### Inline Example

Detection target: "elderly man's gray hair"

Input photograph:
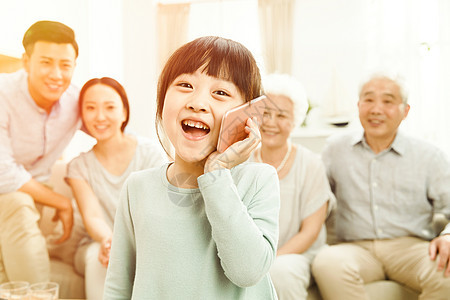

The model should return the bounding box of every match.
[359,71,409,104]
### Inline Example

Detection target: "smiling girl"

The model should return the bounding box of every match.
[65,77,167,299]
[103,37,280,299]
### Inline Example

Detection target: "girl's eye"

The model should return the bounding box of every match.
[214,90,230,97]
[84,106,95,111]
[177,82,192,89]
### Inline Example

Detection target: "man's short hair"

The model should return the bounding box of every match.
[359,71,409,104]
[22,20,78,57]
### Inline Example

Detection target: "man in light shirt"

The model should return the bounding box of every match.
[312,73,450,299]
[0,20,81,283]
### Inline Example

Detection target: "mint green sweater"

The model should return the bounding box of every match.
[104,162,280,299]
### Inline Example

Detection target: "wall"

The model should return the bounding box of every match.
[2,0,449,155]
[0,0,159,158]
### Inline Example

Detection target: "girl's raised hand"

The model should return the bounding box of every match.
[205,117,261,173]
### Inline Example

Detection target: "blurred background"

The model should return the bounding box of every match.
[1,0,449,156]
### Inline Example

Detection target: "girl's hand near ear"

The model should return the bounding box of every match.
[205,117,261,173]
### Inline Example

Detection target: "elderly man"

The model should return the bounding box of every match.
[312,73,450,299]
[0,20,80,283]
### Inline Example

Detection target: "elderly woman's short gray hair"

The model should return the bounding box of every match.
[262,73,309,128]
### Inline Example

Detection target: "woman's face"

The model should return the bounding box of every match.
[81,84,127,141]
[260,93,295,149]
[162,69,244,164]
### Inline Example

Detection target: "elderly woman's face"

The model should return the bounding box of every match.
[260,93,295,148]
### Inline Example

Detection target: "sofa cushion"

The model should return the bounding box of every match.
[49,259,85,299]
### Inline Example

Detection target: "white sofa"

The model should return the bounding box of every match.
[306,211,448,300]
[43,160,448,300]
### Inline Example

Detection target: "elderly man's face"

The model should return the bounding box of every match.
[358,77,410,142]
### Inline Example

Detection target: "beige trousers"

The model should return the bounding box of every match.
[311,237,450,300]
[74,242,107,300]
[0,192,50,283]
[269,253,313,300]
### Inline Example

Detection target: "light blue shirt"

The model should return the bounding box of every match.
[104,162,280,299]
[322,130,450,241]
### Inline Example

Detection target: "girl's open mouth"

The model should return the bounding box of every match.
[181,120,210,137]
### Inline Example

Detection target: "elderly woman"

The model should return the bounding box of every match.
[251,74,335,300]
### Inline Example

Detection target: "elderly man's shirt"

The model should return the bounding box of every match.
[322,130,450,241]
[0,69,80,193]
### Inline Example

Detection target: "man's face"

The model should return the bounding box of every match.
[23,41,77,111]
[358,77,410,142]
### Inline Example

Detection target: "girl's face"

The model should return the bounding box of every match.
[81,84,127,141]
[162,69,244,164]
[260,93,295,148]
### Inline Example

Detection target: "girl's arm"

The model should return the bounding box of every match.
[277,202,328,256]
[198,164,280,287]
[67,178,113,264]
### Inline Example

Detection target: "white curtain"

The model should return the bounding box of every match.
[157,3,191,71]
[258,0,295,74]
[365,0,450,154]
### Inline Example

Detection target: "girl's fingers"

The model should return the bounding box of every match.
[243,117,261,148]
[206,117,261,172]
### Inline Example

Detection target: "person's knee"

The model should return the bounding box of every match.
[270,258,286,280]
[419,259,450,295]
[85,243,102,267]
[0,192,39,228]
[270,255,310,289]
[312,245,359,281]
[312,246,337,276]
[1,192,35,212]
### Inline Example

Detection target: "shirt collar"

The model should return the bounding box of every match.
[351,130,407,156]
[350,130,365,146]
[389,131,407,155]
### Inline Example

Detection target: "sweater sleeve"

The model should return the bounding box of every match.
[103,177,137,300]
[198,165,280,287]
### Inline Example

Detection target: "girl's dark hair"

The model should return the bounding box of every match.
[79,77,130,132]
[155,36,262,153]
